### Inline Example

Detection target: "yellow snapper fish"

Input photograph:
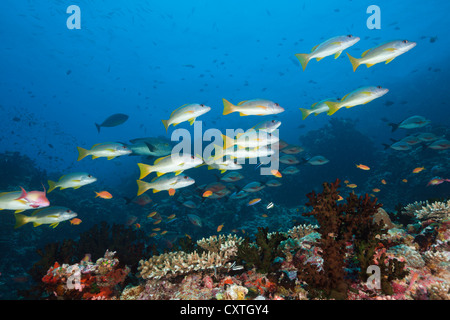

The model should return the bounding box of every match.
[137,154,203,179]
[161,103,211,132]
[346,40,417,72]
[299,98,340,120]
[222,130,279,149]
[325,86,389,116]
[0,190,49,213]
[222,98,284,116]
[136,173,195,196]
[77,142,132,161]
[14,206,77,229]
[213,144,275,161]
[47,172,97,193]
[204,157,243,173]
[295,35,360,71]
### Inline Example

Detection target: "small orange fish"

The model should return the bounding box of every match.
[356,164,370,171]
[167,214,176,220]
[70,218,82,225]
[372,188,380,193]
[381,179,387,185]
[344,180,349,184]
[160,230,168,235]
[261,214,268,218]
[185,233,191,239]
[247,198,262,206]
[347,184,357,188]
[134,223,141,229]
[148,211,157,218]
[402,179,408,183]
[149,233,157,237]
[203,190,213,198]
[242,229,246,234]
[168,188,176,196]
[217,224,224,232]
[152,228,161,231]
[95,191,113,199]
[153,219,162,225]
[337,195,344,201]
[271,170,282,178]
[412,167,425,174]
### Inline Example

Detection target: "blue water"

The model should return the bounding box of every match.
[0,0,449,299]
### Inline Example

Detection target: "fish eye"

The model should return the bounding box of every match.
[200,104,204,107]
[347,34,352,38]
[271,120,275,123]
[184,176,188,179]
[66,210,71,213]
[377,86,382,89]
[274,103,279,106]
[191,155,195,159]
[88,175,92,177]
[402,40,408,43]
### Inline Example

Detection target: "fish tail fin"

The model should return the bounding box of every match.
[388,122,399,132]
[77,147,90,161]
[94,192,100,198]
[222,98,236,115]
[14,213,30,229]
[294,53,310,71]
[299,108,312,120]
[213,144,224,161]
[47,180,57,193]
[325,101,341,116]
[161,119,169,132]
[137,163,153,180]
[382,143,391,150]
[346,52,360,72]
[136,180,151,196]
[222,134,235,149]
[95,123,101,133]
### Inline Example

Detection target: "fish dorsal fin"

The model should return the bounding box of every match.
[341,93,350,101]
[316,57,324,61]
[33,222,42,227]
[311,44,319,52]
[170,104,189,117]
[152,189,160,193]
[91,143,104,148]
[59,175,66,181]
[32,208,44,216]
[151,176,159,182]
[361,49,371,57]
[237,101,248,106]
[311,102,318,108]
[154,155,170,165]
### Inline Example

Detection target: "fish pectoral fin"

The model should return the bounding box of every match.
[152,189,160,193]
[156,172,165,177]
[14,210,25,213]
[188,118,196,125]
[73,186,81,189]
[174,170,183,175]
[107,156,116,160]
[49,223,59,228]
[220,170,226,174]
[385,57,395,64]
[33,222,42,227]
[334,50,343,59]
[91,156,99,159]
[366,63,375,68]
[315,57,325,61]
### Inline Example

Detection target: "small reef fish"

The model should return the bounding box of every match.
[281,145,304,154]
[147,211,157,218]
[279,155,300,165]
[347,184,357,188]
[187,214,202,227]
[48,172,97,193]
[266,202,274,209]
[325,86,389,116]
[95,113,129,133]
[426,177,450,187]
[126,215,138,226]
[266,179,282,187]
[138,154,203,179]
[305,155,329,165]
[251,120,282,133]
[77,142,132,161]
[402,179,408,183]
[271,170,282,178]
[337,195,344,201]
[281,166,300,175]
[372,188,381,193]
[416,132,439,142]
[383,141,411,151]
[347,40,416,72]
[299,98,339,120]
[247,198,262,206]
[95,191,113,199]
[412,167,425,174]
[356,164,370,170]
[205,157,242,173]
[242,182,265,192]
[213,144,274,161]
[202,190,213,198]
[14,206,77,228]
[428,139,450,150]
[16,186,50,209]
[388,115,431,132]
[70,218,82,225]
[229,190,249,199]
[295,35,360,70]
[222,98,284,116]
[381,179,387,185]
[136,173,195,196]
[125,194,152,206]
[162,103,211,131]
[217,224,224,232]
[220,172,244,182]
[182,200,197,209]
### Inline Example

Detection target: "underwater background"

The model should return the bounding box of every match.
[0,0,449,300]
